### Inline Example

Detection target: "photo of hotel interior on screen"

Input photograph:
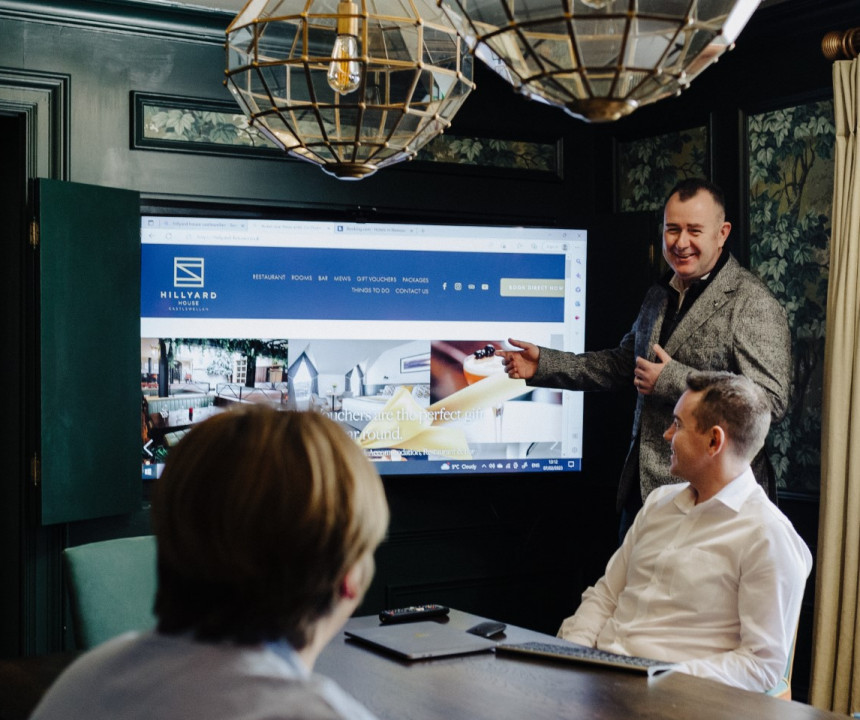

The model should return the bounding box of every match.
[141,337,568,479]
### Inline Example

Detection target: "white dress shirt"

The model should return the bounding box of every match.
[558,469,812,691]
[31,631,381,720]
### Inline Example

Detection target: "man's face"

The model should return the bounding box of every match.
[663,390,712,482]
[662,190,731,286]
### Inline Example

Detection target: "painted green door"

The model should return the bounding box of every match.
[37,178,140,524]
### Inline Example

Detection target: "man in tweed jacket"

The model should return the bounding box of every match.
[501,178,792,532]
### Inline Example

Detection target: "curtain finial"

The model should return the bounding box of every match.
[822,28,860,60]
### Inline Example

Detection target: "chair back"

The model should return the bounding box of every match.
[63,535,158,649]
[766,624,798,701]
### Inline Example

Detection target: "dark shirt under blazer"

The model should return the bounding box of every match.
[530,254,792,511]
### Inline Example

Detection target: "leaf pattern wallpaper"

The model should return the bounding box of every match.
[414,136,558,172]
[617,127,708,211]
[748,99,834,494]
[143,104,277,149]
[141,101,558,173]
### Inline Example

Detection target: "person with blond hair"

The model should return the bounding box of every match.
[32,406,389,720]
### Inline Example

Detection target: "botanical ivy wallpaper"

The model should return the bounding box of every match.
[748,99,834,495]
[414,135,558,173]
[617,126,708,211]
[141,99,558,173]
[142,103,277,149]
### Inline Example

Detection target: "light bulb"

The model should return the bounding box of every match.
[327,1,361,95]
[327,35,361,94]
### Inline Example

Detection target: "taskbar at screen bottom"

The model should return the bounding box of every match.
[142,456,581,480]
[368,456,582,475]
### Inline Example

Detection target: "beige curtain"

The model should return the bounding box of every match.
[810,57,860,715]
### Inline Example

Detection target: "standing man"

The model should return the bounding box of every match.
[501,178,791,535]
[557,372,812,692]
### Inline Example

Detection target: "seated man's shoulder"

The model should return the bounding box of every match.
[743,490,798,527]
[740,494,812,567]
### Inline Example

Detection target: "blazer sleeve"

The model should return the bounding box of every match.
[529,335,634,392]
[528,290,664,393]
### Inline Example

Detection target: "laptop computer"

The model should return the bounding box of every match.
[344,621,497,660]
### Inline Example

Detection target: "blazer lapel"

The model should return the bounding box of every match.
[640,286,669,360]
[662,255,739,356]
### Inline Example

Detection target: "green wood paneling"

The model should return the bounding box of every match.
[38,178,141,524]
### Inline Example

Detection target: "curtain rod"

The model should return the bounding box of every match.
[822,28,860,60]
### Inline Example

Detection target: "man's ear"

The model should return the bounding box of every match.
[340,558,367,601]
[709,425,727,455]
[340,568,359,600]
[718,221,731,248]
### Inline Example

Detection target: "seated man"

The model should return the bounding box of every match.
[32,406,389,720]
[558,371,812,692]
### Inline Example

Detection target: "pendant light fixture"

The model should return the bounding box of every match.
[435,0,762,122]
[225,0,476,179]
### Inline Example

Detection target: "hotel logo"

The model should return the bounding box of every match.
[174,257,205,288]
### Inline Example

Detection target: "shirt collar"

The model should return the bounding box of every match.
[671,467,757,513]
[265,638,310,679]
[711,467,758,512]
[662,248,730,294]
[669,272,708,295]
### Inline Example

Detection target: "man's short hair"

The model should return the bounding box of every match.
[152,406,389,648]
[667,177,727,218]
[685,371,771,462]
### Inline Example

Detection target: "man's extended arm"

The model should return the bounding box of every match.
[526,325,638,393]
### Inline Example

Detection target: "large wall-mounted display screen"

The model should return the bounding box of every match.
[140,216,586,480]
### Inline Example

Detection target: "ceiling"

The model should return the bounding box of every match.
[154,0,792,14]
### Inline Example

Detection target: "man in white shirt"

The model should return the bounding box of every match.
[558,371,812,692]
[31,407,389,720]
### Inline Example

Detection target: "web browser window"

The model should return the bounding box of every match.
[140,216,586,479]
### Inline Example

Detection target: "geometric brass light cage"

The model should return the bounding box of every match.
[225,0,476,179]
[435,0,762,122]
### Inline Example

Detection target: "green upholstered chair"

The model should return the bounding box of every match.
[63,535,158,650]
[766,625,798,701]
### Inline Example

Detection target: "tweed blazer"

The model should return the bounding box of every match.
[531,254,792,510]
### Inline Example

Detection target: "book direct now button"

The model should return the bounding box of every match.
[500,278,566,297]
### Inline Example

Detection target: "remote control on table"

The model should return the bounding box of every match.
[378,604,450,624]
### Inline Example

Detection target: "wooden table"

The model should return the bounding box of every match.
[0,611,848,720]
[317,609,848,720]
[0,651,77,720]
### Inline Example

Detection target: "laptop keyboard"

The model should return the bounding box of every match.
[495,641,674,673]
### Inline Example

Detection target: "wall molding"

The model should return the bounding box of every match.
[0,66,70,654]
[0,67,70,181]
[0,0,232,44]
